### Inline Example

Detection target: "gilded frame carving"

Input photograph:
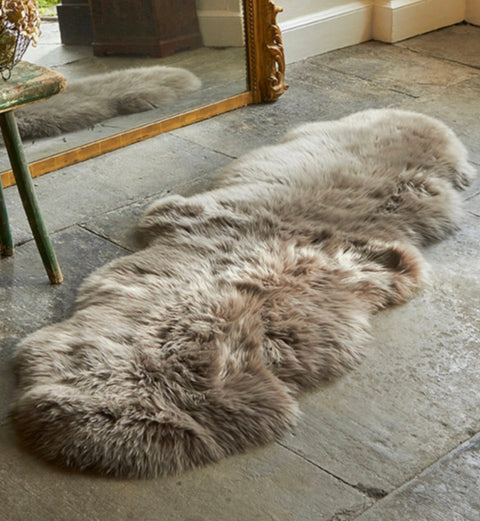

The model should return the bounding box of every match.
[246,0,288,102]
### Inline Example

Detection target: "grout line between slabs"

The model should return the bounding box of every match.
[170,131,240,160]
[394,44,480,72]
[14,224,77,248]
[76,224,134,253]
[307,63,420,99]
[344,431,480,519]
[275,441,388,500]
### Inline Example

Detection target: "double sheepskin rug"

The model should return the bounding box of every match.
[11,109,476,478]
[14,65,201,140]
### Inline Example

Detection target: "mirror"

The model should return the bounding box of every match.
[0,0,287,187]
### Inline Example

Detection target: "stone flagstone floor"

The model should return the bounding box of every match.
[0,22,479,521]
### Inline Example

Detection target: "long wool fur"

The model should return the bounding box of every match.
[14,66,201,139]
[11,109,476,478]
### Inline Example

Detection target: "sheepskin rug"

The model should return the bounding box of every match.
[11,109,476,478]
[14,66,201,139]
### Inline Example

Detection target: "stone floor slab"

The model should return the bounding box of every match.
[354,434,480,521]
[81,175,216,251]
[23,42,92,69]
[3,133,230,245]
[312,41,479,98]
[0,424,369,521]
[397,23,480,68]
[172,70,410,157]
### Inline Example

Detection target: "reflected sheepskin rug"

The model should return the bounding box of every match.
[15,66,201,139]
[11,109,476,478]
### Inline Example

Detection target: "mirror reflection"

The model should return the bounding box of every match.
[0,0,248,173]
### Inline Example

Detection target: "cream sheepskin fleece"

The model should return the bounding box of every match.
[14,66,201,139]
[11,109,476,478]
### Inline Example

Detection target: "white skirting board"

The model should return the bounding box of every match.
[466,0,480,25]
[373,0,465,42]
[278,0,475,63]
[279,1,373,64]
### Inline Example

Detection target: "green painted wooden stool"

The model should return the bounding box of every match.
[0,61,66,284]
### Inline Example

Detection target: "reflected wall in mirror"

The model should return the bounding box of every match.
[0,0,287,187]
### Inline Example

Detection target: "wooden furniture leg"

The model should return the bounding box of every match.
[0,175,13,256]
[0,111,63,284]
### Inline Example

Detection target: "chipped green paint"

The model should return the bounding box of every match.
[0,61,66,113]
[0,111,63,283]
[0,178,13,256]
[0,66,64,282]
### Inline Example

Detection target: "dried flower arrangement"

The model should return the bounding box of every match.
[0,0,41,79]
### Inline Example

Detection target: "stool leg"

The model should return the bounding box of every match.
[0,111,63,284]
[0,176,13,256]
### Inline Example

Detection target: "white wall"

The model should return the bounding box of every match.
[278,0,477,63]
[196,0,244,47]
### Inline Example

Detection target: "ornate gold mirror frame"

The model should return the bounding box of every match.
[1,0,287,188]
